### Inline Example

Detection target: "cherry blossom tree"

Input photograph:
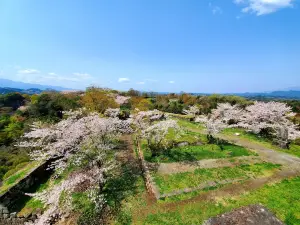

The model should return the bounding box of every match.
[131,110,165,139]
[238,101,300,148]
[195,102,300,149]
[195,103,243,139]
[183,105,200,119]
[18,110,132,171]
[19,109,132,224]
[115,95,130,105]
[131,109,180,156]
[141,119,179,156]
[104,108,121,118]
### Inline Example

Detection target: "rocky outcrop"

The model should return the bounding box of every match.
[203,204,284,225]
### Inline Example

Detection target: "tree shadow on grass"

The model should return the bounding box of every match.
[144,148,199,164]
[104,139,142,220]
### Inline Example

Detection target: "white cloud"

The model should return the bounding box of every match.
[18,69,40,74]
[234,0,294,15]
[137,81,145,85]
[118,77,130,83]
[209,2,223,15]
[169,81,175,84]
[212,6,223,14]
[42,73,79,82]
[73,72,92,79]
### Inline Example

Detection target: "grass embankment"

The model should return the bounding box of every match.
[166,129,207,145]
[176,119,205,132]
[222,128,300,158]
[153,163,281,194]
[17,181,50,217]
[143,144,256,163]
[141,176,300,225]
[166,113,194,121]
[17,163,79,217]
[143,123,256,163]
[0,161,40,195]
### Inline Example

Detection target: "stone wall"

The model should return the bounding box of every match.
[0,161,52,224]
[136,142,160,200]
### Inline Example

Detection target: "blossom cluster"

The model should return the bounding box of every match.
[26,166,107,225]
[115,95,130,105]
[183,105,200,117]
[131,109,180,155]
[104,108,121,118]
[142,119,179,148]
[195,102,300,141]
[18,110,132,167]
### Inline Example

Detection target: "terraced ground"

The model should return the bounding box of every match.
[116,119,300,225]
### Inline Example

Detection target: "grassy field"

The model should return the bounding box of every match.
[114,177,148,225]
[139,176,300,225]
[222,128,300,158]
[176,118,300,158]
[143,123,256,163]
[132,119,300,224]
[176,119,205,132]
[166,129,207,145]
[153,163,281,194]
[143,143,256,163]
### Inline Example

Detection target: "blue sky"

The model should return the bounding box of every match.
[0,0,299,93]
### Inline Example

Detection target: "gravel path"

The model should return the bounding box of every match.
[217,133,300,170]
[184,124,300,170]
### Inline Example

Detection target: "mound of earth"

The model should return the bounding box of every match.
[203,204,284,225]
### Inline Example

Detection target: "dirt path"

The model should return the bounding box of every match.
[118,135,158,204]
[184,125,300,170]
[117,135,136,163]
[154,156,263,174]
[216,133,300,170]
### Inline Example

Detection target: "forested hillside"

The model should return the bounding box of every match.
[1,87,300,224]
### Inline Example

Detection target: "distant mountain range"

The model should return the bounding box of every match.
[0,87,45,95]
[180,89,300,100]
[1,78,300,99]
[0,78,72,92]
[233,90,300,99]
[282,86,300,91]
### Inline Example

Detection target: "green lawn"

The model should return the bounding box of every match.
[144,143,256,163]
[153,163,281,194]
[222,128,300,158]
[176,119,300,159]
[142,176,300,225]
[166,129,208,145]
[176,119,205,132]
[166,113,194,121]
